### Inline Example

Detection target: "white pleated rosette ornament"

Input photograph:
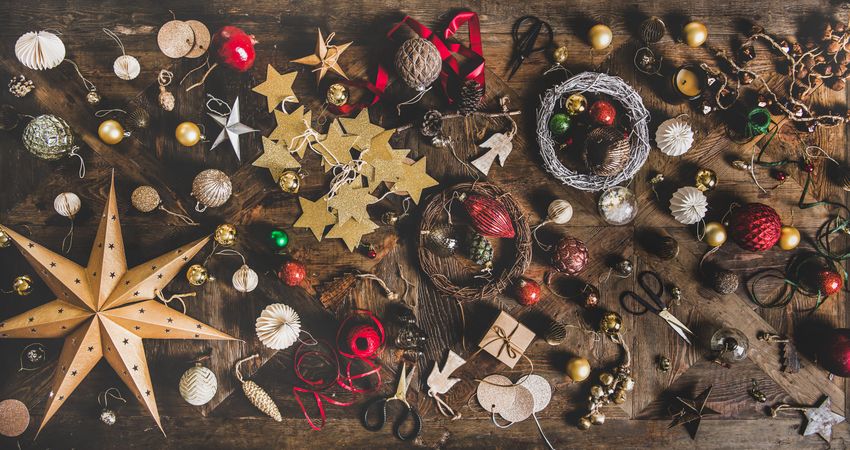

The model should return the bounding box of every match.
[655,117,694,156]
[54,192,81,253]
[531,199,573,250]
[15,30,65,70]
[256,303,315,350]
[669,186,708,225]
[103,28,140,80]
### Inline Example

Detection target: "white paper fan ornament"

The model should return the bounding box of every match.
[256,303,301,350]
[113,55,140,80]
[669,186,708,225]
[15,31,65,70]
[656,117,694,156]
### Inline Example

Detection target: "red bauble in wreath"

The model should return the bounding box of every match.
[552,236,588,275]
[816,328,850,377]
[213,26,257,72]
[460,193,516,238]
[515,278,542,306]
[728,203,781,251]
[588,100,617,126]
[279,259,306,286]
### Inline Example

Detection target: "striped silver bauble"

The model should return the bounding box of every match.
[192,169,232,212]
[179,363,218,406]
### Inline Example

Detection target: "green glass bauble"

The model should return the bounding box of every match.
[22,114,75,161]
[270,229,289,249]
[548,113,571,136]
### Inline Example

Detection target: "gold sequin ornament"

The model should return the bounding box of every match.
[235,355,282,422]
[326,83,349,106]
[214,224,238,247]
[278,170,301,193]
[0,229,11,248]
[552,45,568,65]
[131,186,161,213]
[565,93,587,116]
[186,264,209,286]
[695,168,717,191]
[12,275,33,296]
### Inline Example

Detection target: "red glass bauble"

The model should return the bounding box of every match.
[278,260,306,286]
[461,193,515,238]
[552,236,588,275]
[817,328,850,376]
[213,26,257,72]
[728,203,782,251]
[515,278,542,306]
[817,269,843,296]
[588,100,616,126]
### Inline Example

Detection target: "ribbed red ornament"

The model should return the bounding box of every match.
[461,194,515,238]
[552,236,588,275]
[728,203,781,251]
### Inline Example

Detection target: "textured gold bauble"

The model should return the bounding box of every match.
[599,311,622,335]
[565,356,591,382]
[98,119,126,145]
[131,186,161,213]
[186,264,209,286]
[704,221,727,247]
[214,224,238,247]
[779,225,801,250]
[683,21,708,48]
[176,122,202,147]
[565,93,588,116]
[0,229,11,248]
[86,90,101,105]
[12,275,33,296]
[552,46,569,64]
[588,24,613,50]
[326,83,349,106]
[695,168,717,191]
[278,170,301,193]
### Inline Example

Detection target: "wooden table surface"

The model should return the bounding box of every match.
[0,0,849,448]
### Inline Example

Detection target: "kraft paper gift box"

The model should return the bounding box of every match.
[477,311,535,368]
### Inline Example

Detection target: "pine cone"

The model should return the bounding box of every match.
[420,110,443,137]
[458,80,483,116]
[466,230,493,266]
[241,380,282,422]
[8,75,33,98]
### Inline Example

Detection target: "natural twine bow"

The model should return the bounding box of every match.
[154,289,196,314]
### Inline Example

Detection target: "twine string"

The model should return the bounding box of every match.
[98,387,126,409]
[63,59,96,92]
[235,354,260,383]
[68,147,85,178]
[154,289,195,314]
[102,28,127,55]
[206,94,231,117]
[158,69,173,87]
[396,87,431,115]
[158,205,198,225]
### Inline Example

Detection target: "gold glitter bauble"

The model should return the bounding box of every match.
[214,224,238,247]
[186,264,209,286]
[552,46,568,64]
[704,221,727,247]
[599,311,622,335]
[695,168,717,191]
[131,186,161,213]
[13,275,33,296]
[278,170,300,193]
[565,93,587,116]
[566,356,591,382]
[326,83,349,106]
[0,229,11,248]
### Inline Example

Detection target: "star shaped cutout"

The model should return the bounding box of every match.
[253,136,301,183]
[269,107,313,158]
[338,109,386,151]
[802,397,845,442]
[292,28,352,84]
[209,97,258,162]
[668,386,720,439]
[327,180,378,225]
[293,196,337,241]
[325,218,379,251]
[390,156,439,204]
[0,175,234,436]
[251,64,298,112]
[316,120,358,172]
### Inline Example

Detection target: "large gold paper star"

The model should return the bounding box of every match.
[251,65,298,112]
[365,148,411,191]
[366,129,397,161]
[269,107,313,158]
[338,110,385,151]
[293,196,337,241]
[327,180,378,225]
[325,218,379,251]
[253,136,301,182]
[316,120,358,172]
[0,175,234,436]
[292,29,352,84]
[391,156,439,204]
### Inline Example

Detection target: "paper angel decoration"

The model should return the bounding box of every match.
[669,186,708,225]
[0,174,235,435]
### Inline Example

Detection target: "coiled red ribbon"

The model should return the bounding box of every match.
[387,11,486,104]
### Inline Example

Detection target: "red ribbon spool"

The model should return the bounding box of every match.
[346,324,382,359]
[462,193,516,238]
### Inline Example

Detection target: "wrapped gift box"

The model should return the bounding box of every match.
[478,311,535,368]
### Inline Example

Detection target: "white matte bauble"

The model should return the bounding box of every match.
[256,303,301,351]
[178,363,218,406]
[655,118,694,156]
[113,55,140,80]
[546,199,573,224]
[669,186,708,225]
[15,31,65,70]
[54,192,81,218]
[232,264,258,293]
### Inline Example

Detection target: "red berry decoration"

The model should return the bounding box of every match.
[772,169,788,182]
[461,193,516,238]
[278,259,306,286]
[588,100,616,126]
[213,26,257,72]
[816,328,850,377]
[816,269,843,296]
[802,160,815,173]
[728,203,782,252]
[515,278,542,306]
[552,236,589,275]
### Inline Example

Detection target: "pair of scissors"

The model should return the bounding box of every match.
[620,271,695,345]
[361,363,421,440]
[508,16,553,80]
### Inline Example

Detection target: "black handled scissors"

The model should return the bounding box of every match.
[620,271,694,345]
[508,16,553,80]
[361,363,421,440]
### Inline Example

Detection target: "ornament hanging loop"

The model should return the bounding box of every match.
[98,387,126,409]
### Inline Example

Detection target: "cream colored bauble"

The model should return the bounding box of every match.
[546,199,573,225]
[54,192,81,218]
[669,186,708,225]
[656,118,694,156]
[232,264,258,293]
[15,31,65,70]
[113,55,140,80]
[256,303,301,351]
[178,363,218,406]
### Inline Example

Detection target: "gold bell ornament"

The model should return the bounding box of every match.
[278,169,302,194]
[214,224,238,247]
[63,59,100,105]
[186,264,210,286]
[579,314,633,430]
[0,228,11,248]
[235,354,282,421]
[326,83,349,107]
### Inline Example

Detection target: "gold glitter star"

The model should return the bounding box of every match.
[269,107,313,158]
[251,65,298,112]
[325,218,379,251]
[253,136,301,182]
[366,129,396,161]
[292,29,352,84]
[327,180,378,225]
[316,120,358,172]
[364,148,410,191]
[391,157,438,204]
[293,196,337,241]
[339,109,385,151]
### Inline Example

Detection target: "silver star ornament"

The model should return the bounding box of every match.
[209,97,258,161]
[803,397,845,442]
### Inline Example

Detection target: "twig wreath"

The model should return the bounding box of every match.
[536,72,651,191]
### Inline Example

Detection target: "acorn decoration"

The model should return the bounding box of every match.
[584,127,631,177]
[711,269,740,295]
[552,236,588,275]
[395,37,442,92]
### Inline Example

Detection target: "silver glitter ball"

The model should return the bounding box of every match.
[99,408,117,425]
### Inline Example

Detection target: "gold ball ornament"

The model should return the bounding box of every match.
[97,119,127,145]
[552,45,569,65]
[278,170,301,194]
[599,311,623,336]
[683,21,708,48]
[0,229,11,248]
[565,94,588,116]
[695,168,717,191]
[588,24,613,50]
[779,225,801,250]
[176,122,202,147]
[599,372,615,386]
[326,83,349,107]
[131,186,161,213]
[186,264,209,286]
[214,224,238,247]
[566,356,591,382]
[578,416,592,430]
[12,275,33,296]
[704,221,727,247]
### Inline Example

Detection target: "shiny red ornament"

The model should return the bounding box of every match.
[728,203,782,251]
[278,259,306,286]
[588,100,616,126]
[817,328,850,376]
[816,269,843,296]
[213,26,257,72]
[552,236,588,275]
[515,278,542,306]
[802,161,815,173]
[461,193,516,238]
[772,170,787,182]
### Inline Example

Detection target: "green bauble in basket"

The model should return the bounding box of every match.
[466,230,494,268]
[22,114,75,160]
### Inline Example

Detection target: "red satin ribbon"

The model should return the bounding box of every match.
[329,65,389,115]
[387,11,486,104]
